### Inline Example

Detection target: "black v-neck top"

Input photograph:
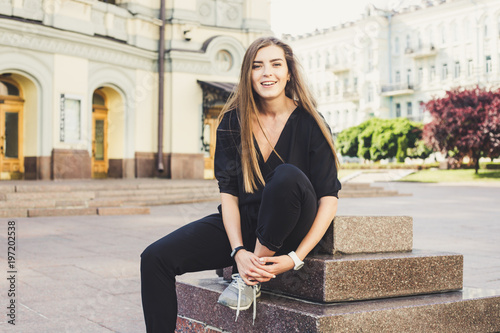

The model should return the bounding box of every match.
[214,107,341,213]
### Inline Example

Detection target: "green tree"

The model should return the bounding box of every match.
[337,117,426,162]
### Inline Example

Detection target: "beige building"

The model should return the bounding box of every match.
[0,0,271,181]
[286,0,500,135]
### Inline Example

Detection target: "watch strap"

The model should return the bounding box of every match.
[231,246,245,258]
[288,251,304,270]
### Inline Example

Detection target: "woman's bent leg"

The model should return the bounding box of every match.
[140,213,233,333]
[256,164,318,254]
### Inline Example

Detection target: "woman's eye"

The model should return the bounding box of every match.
[273,63,282,67]
[252,64,262,69]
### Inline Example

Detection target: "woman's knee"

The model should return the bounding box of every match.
[267,164,309,191]
[141,238,176,276]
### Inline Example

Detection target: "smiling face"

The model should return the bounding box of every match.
[251,45,290,103]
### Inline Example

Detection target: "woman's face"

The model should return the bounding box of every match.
[251,45,290,103]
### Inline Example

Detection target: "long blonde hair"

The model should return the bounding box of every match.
[219,36,339,193]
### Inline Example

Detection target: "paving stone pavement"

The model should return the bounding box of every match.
[0,181,499,333]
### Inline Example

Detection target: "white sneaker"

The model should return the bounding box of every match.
[217,274,261,323]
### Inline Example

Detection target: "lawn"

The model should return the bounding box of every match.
[398,169,500,183]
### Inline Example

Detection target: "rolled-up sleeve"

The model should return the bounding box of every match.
[309,120,342,199]
[214,111,240,196]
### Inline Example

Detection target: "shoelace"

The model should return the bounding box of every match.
[232,274,257,324]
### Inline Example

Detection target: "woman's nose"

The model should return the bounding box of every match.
[263,65,273,76]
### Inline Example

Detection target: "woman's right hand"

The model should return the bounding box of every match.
[234,250,276,285]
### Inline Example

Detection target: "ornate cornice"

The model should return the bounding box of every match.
[0,18,157,71]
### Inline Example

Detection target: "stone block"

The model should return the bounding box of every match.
[97,207,150,216]
[177,278,500,333]
[0,185,16,193]
[87,199,123,207]
[6,191,95,201]
[319,216,413,254]
[28,207,97,217]
[15,184,72,192]
[0,208,28,217]
[262,251,463,302]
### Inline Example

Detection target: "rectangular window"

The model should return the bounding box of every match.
[368,49,374,72]
[430,65,436,81]
[419,101,425,118]
[343,78,349,91]
[453,25,458,42]
[454,61,460,78]
[353,77,358,91]
[395,70,401,83]
[468,59,473,76]
[418,67,423,84]
[395,103,401,117]
[407,69,412,86]
[486,55,492,73]
[367,85,374,102]
[441,64,448,80]
[407,102,413,117]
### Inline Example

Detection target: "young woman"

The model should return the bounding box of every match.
[140,36,341,333]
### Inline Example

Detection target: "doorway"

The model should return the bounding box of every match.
[0,78,24,180]
[91,90,108,178]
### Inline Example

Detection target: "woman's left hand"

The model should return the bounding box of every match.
[257,255,295,276]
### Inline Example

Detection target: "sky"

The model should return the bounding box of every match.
[270,0,413,36]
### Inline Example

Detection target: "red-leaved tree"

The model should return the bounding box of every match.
[423,87,500,173]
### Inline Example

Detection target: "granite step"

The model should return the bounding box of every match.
[94,187,219,198]
[0,208,28,217]
[4,191,96,201]
[11,181,218,193]
[27,206,150,217]
[340,190,404,198]
[261,251,463,302]
[318,215,413,254]
[176,277,500,333]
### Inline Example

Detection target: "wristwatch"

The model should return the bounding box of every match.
[287,251,304,270]
[231,246,245,258]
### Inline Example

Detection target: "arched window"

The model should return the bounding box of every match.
[483,16,489,38]
[0,80,20,96]
[440,25,447,45]
[92,91,106,106]
[463,19,472,41]
[497,15,500,37]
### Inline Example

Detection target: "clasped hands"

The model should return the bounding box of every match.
[233,249,295,286]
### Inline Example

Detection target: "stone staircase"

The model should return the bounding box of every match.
[0,179,407,218]
[0,179,220,218]
[175,216,500,332]
[340,182,408,198]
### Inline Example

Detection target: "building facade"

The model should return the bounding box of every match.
[0,0,270,180]
[286,0,500,136]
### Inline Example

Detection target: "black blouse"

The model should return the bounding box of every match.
[214,107,341,212]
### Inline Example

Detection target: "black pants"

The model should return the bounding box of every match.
[140,164,318,333]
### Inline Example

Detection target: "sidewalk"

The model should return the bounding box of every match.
[1,181,499,332]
